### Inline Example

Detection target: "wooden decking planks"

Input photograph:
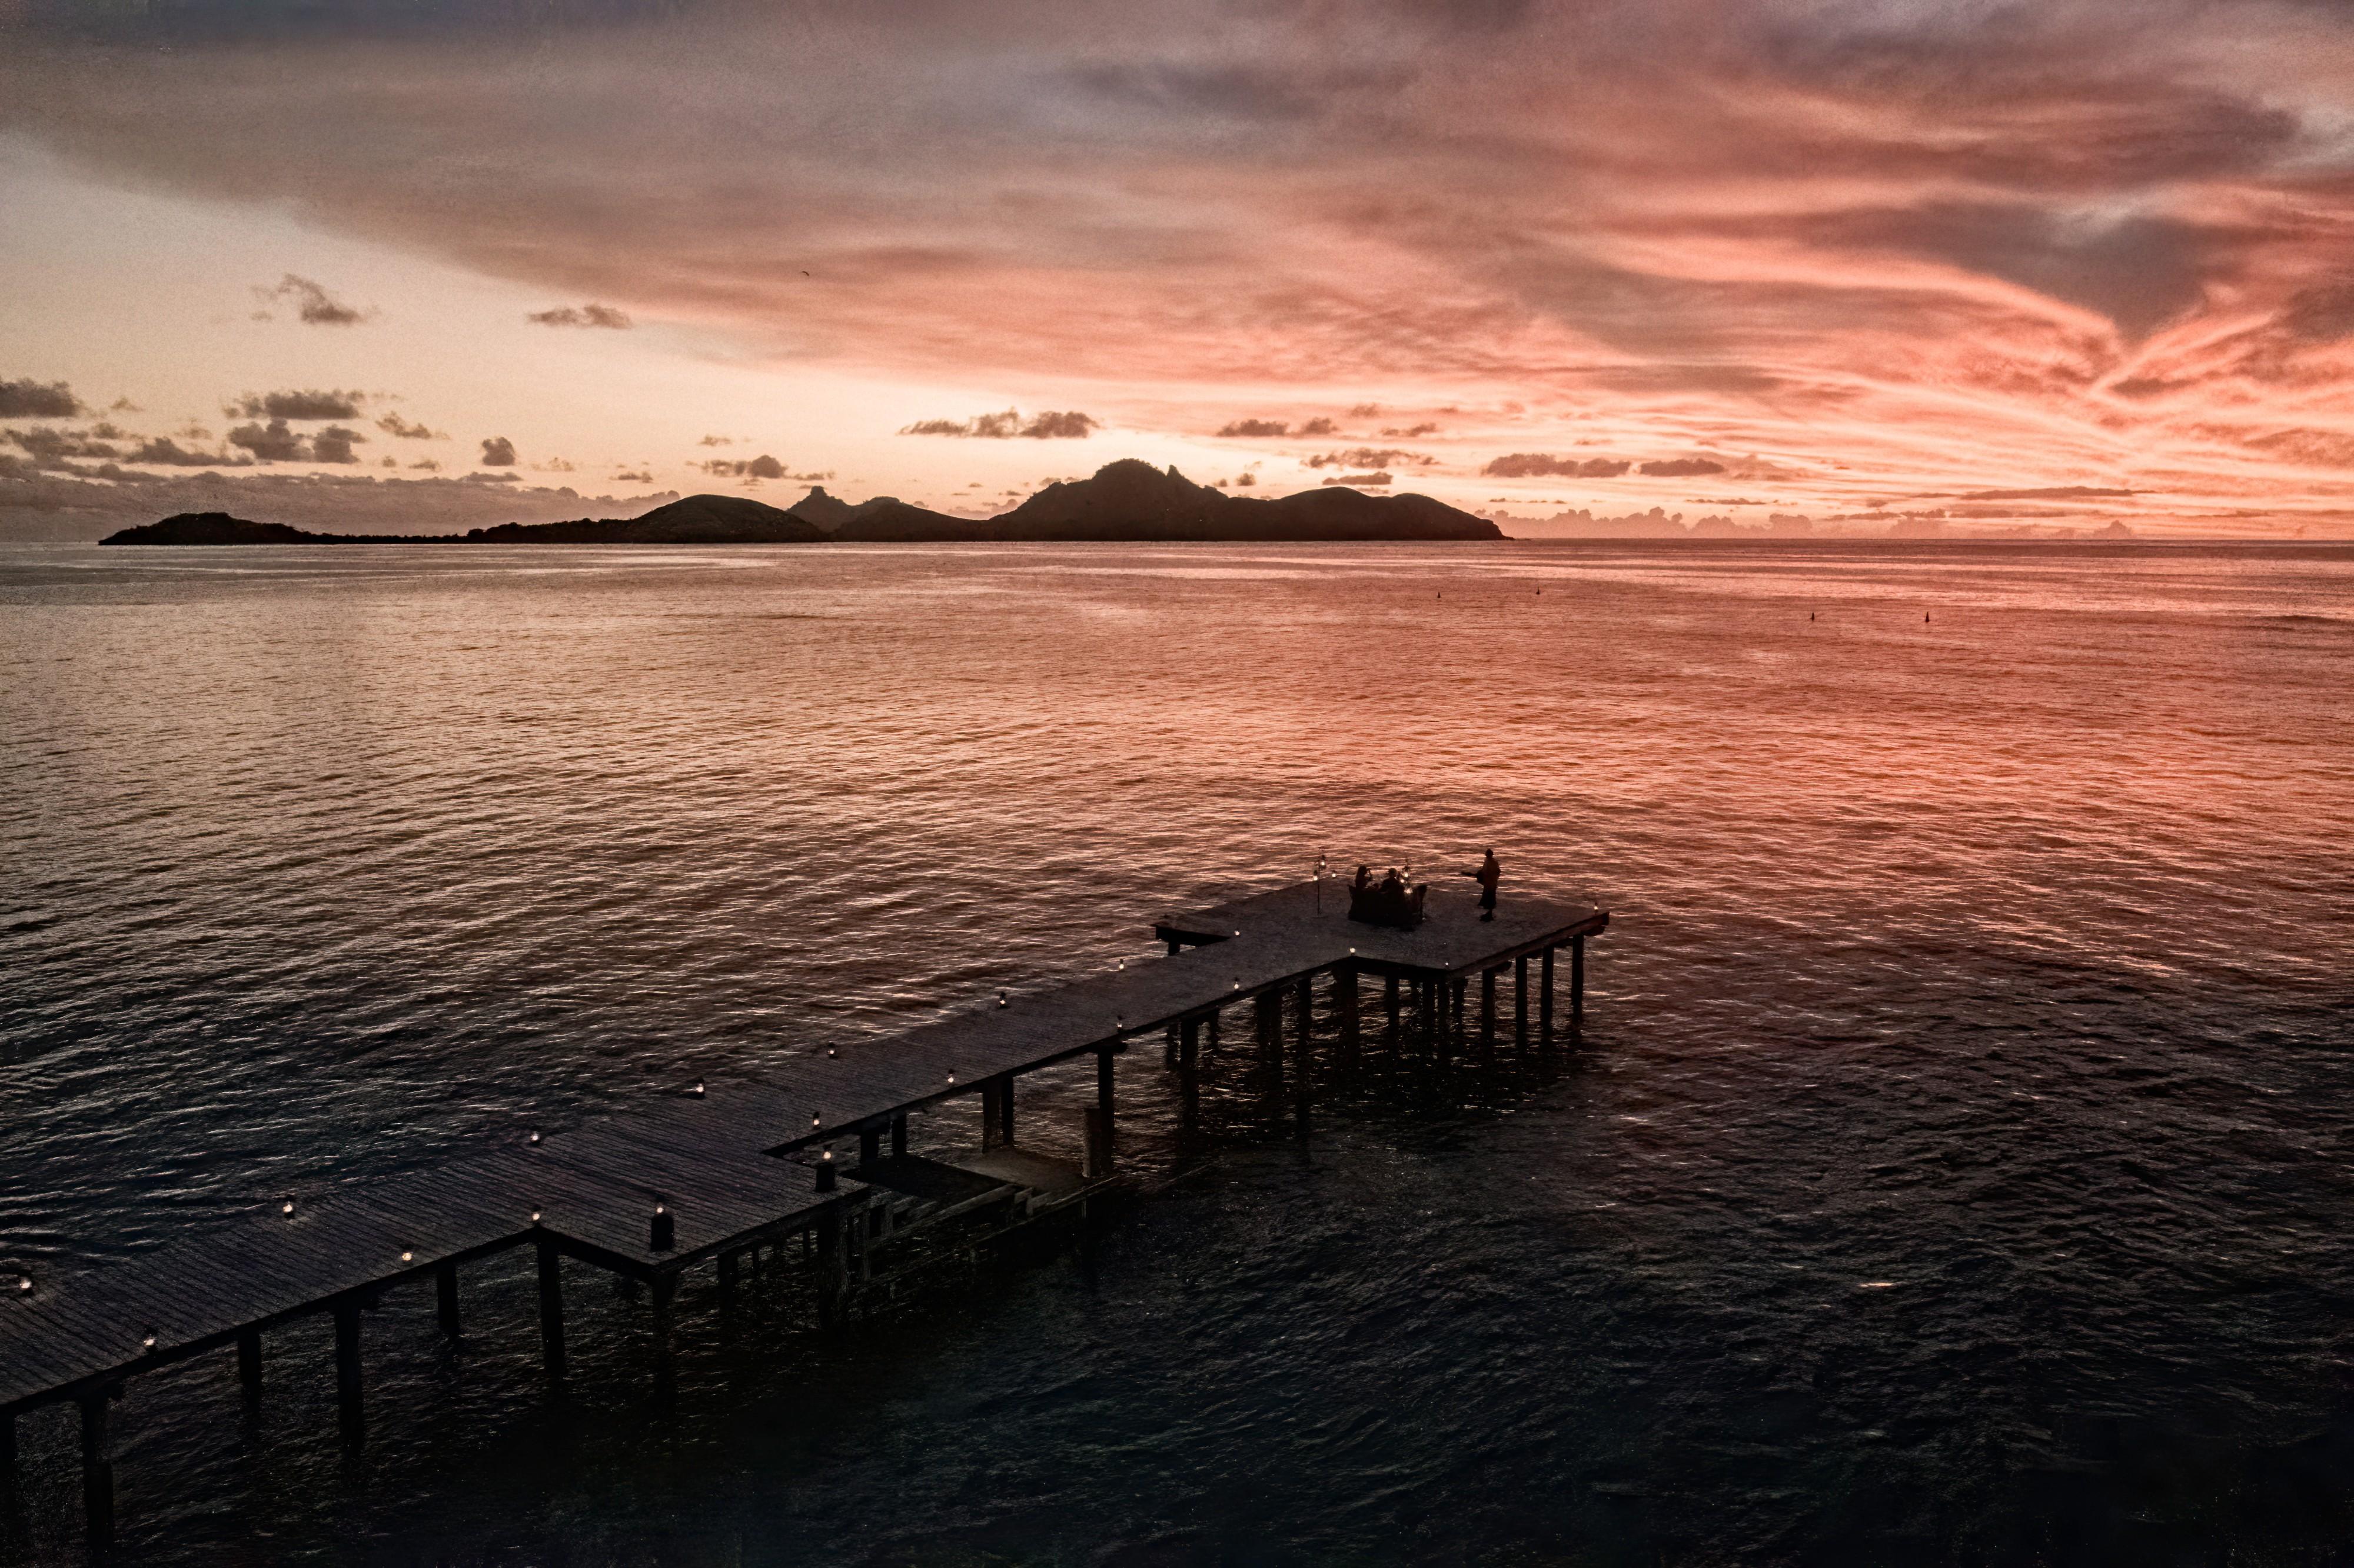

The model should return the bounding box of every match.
[2,876,1607,1417]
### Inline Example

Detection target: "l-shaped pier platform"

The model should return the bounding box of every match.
[1,876,1606,1545]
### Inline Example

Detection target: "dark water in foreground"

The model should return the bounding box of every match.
[2,540,2351,1566]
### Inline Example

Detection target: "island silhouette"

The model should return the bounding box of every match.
[100,460,1504,545]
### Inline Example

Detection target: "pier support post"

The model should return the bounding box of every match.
[649,1275,677,1407]
[536,1240,566,1379]
[1480,968,1497,1053]
[1254,991,1284,1100]
[981,1077,1008,1151]
[333,1301,364,1446]
[1294,976,1313,1052]
[860,1126,881,1166]
[1572,934,1586,1028]
[717,1250,739,1293]
[1166,938,1181,957]
[436,1262,461,1340]
[1385,974,1401,1041]
[999,1076,1015,1148]
[1540,947,1556,1046]
[237,1327,262,1398]
[1515,955,1529,1047]
[1335,966,1360,1070]
[816,1212,846,1329]
[1086,1047,1117,1178]
[890,1113,907,1158]
[1178,1017,1201,1128]
[78,1390,112,1551]
[1208,1010,1221,1053]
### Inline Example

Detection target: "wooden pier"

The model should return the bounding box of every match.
[0,875,1605,1546]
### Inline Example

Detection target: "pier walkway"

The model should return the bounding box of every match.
[1,875,1605,1544]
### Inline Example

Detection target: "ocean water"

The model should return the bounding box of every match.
[1,539,2349,1566]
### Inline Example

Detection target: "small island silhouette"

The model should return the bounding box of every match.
[101,460,1503,545]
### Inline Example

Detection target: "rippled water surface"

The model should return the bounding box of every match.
[3,540,2350,1565]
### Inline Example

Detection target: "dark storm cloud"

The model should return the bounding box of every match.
[230,389,367,420]
[526,302,633,328]
[1482,454,1631,478]
[900,409,1097,438]
[479,436,517,467]
[1638,458,1725,477]
[1319,471,1392,485]
[0,379,85,418]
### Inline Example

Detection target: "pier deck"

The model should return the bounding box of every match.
[1,875,1605,1542]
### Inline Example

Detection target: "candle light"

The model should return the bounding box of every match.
[142,1334,156,1350]
[693,1080,706,1096]
[282,1200,295,1215]
[530,1210,541,1223]
[528,1131,541,1144]
[400,1250,413,1263]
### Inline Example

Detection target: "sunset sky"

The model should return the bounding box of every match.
[8,0,2354,536]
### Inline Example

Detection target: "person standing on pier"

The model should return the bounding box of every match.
[1471,848,1501,921]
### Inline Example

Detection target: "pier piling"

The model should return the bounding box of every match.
[1178,1017,1201,1127]
[78,1391,111,1550]
[436,1262,461,1340]
[650,1276,677,1406]
[1572,934,1585,1028]
[236,1328,262,1398]
[333,1301,364,1446]
[1335,966,1360,1070]
[1541,947,1556,1045]
[1515,955,1529,1047]
[536,1240,566,1379]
